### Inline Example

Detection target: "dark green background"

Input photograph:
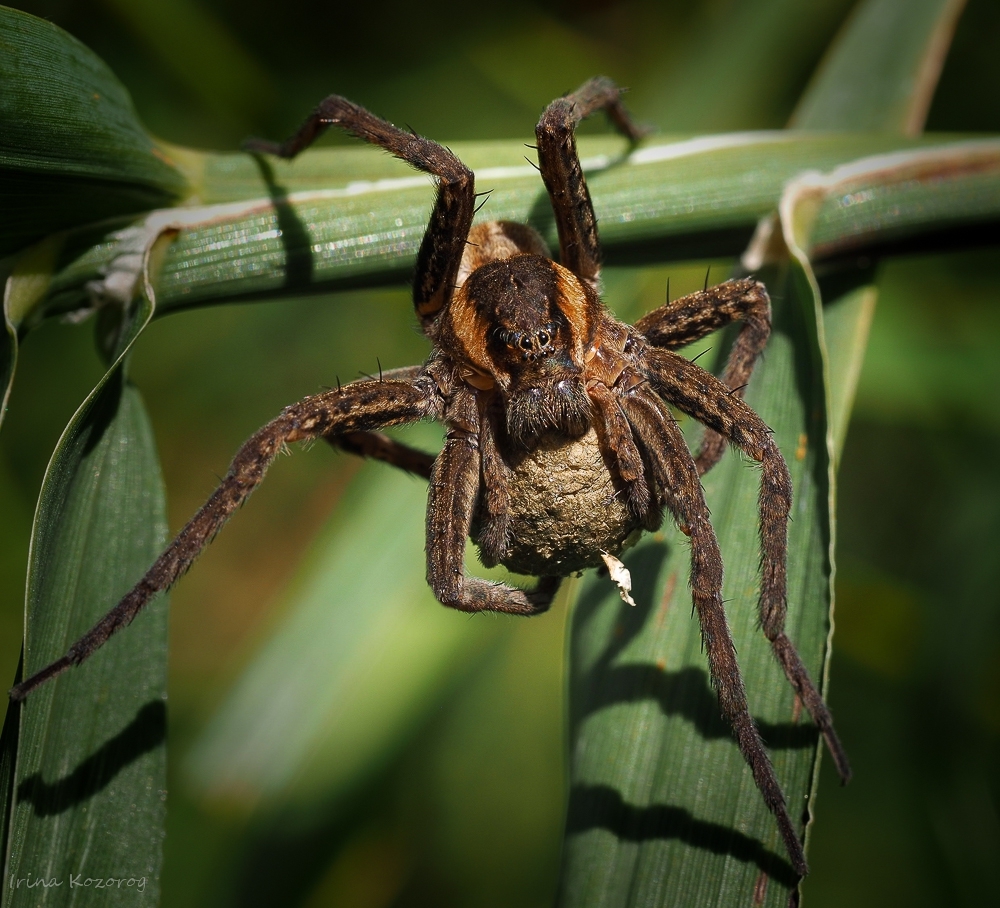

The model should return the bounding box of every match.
[1,1,998,905]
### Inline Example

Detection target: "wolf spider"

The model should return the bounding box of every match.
[11,77,849,877]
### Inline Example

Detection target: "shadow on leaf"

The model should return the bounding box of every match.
[17,699,165,817]
[582,663,819,749]
[572,541,817,749]
[249,154,314,290]
[565,782,797,887]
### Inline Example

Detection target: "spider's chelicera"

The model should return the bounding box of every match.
[10,78,850,877]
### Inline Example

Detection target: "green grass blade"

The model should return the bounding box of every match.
[791,0,967,134]
[33,133,996,324]
[776,140,1000,458]
[780,9,983,896]
[2,253,168,905]
[809,141,1000,256]
[0,6,187,256]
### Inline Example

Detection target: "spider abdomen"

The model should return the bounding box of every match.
[473,427,641,577]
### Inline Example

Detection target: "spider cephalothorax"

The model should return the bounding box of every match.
[10,77,850,879]
[444,251,595,445]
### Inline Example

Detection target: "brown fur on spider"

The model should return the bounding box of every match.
[10,77,849,878]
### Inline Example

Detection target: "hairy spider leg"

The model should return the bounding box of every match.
[10,377,440,702]
[535,77,646,287]
[243,97,475,330]
[621,388,808,878]
[472,397,515,568]
[635,277,772,474]
[324,365,436,479]
[645,348,852,785]
[331,431,434,479]
[426,387,561,615]
[587,381,657,527]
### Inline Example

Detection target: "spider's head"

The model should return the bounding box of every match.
[447,254,598,445]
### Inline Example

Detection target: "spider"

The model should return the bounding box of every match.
[10,77,849,877]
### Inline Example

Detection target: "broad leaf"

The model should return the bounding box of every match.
[1,246,170,906]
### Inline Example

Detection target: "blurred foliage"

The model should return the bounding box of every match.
[808,246,1000,905]
[1,1,998,906]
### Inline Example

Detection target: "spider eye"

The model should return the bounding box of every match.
[519,337,533,350]
[537,330,550,346]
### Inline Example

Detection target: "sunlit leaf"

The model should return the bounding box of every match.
[21,131,990,330]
